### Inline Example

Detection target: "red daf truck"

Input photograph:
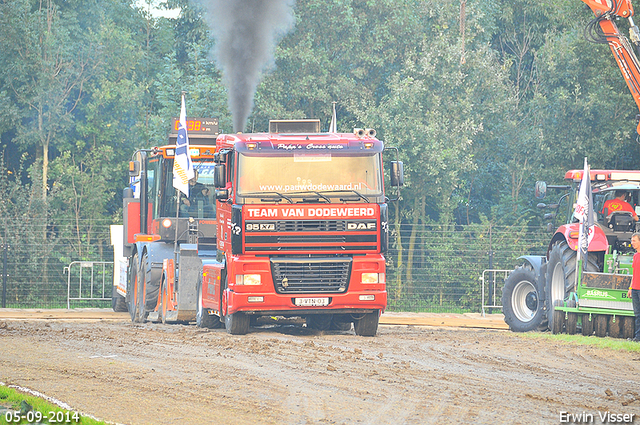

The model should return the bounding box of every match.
[116,118,403,336]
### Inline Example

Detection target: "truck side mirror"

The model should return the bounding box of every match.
[123,187,134,199]
[129,161,140,177]
[215,189,229,200]
[214,164,227,188]
[390,161,404,187]
[535,181,547,199]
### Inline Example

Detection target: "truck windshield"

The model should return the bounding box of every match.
[236,152,383,204]
[158,159,216,218]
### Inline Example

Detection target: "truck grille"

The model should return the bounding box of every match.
[271,257,352,293]
[244,219,378,253]
[276,220,346,232]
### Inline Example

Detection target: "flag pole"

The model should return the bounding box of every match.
[329,101,337,133]
[574,158,592,292]
[172,91,195,279]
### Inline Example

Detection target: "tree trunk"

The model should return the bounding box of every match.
[393,200,403,299]
[42,141,48,200]
[405,194,425,295]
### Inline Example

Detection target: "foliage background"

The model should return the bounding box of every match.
[0,0,638,309]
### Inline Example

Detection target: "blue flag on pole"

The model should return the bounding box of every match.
[173,94,194,196]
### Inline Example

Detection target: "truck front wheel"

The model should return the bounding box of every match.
[225,312,250,335]
[353,310,379,336]
[196,278,222,329]
[501,265,544,332]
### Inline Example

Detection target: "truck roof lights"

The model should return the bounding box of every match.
[565,169,640,181]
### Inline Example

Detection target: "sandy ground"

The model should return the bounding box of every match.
[1,315,639,425]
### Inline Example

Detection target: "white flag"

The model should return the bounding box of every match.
[329,101,337,133]
[173,94,194,197]
[574,157,595,262]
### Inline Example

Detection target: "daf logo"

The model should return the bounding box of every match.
[347,222,376,231]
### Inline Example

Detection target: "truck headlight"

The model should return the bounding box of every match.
[236,274,261,285]
[362,273,385,284]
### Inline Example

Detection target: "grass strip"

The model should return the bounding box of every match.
[517,332,640,352]
[0,384,110,425]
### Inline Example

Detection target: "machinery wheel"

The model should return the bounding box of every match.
[111,285,128,312]
[594,314,608,337]
[139,252,160,320]
[546,241,599,331]
[196,278,222,329]
[306,314,333,331]
[330,315,352,331]
[127,252,141,322]
[552,301,565,334]
[159,278,167,324]
[566,313,578,335]
[621,316,635,339]
[581,314,594,336]
[501,265,545,332]
[135,252,151,323]
[608,316,621,338]
[354,310,379,337]
[225,312,250,335]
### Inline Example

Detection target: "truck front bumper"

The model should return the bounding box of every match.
[226,290,387,316]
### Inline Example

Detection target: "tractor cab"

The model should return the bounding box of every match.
[563,170,640,255]
[593,184,640,254]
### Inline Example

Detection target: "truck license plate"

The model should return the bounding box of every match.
[294,297,329,307]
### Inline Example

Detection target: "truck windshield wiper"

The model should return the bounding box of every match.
[240,191,293,204]
[287,191,332,203]
[319,190,370,203]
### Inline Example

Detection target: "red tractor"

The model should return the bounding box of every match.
[502,170,637,336]
[501,0,640,334]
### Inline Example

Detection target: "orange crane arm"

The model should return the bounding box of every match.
[582,0,640,133]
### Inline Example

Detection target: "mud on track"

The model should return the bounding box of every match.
[1,319,639,425]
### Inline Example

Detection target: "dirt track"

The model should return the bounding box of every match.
[1,315,639,425]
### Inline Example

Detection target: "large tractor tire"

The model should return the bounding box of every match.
[546,241,599,331]
[501,265,545,332]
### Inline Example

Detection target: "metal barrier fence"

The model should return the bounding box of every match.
[480,269,511,316]
[0,220,548,311]
[65,261,113,309]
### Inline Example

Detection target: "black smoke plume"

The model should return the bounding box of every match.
[203,0,296,132]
